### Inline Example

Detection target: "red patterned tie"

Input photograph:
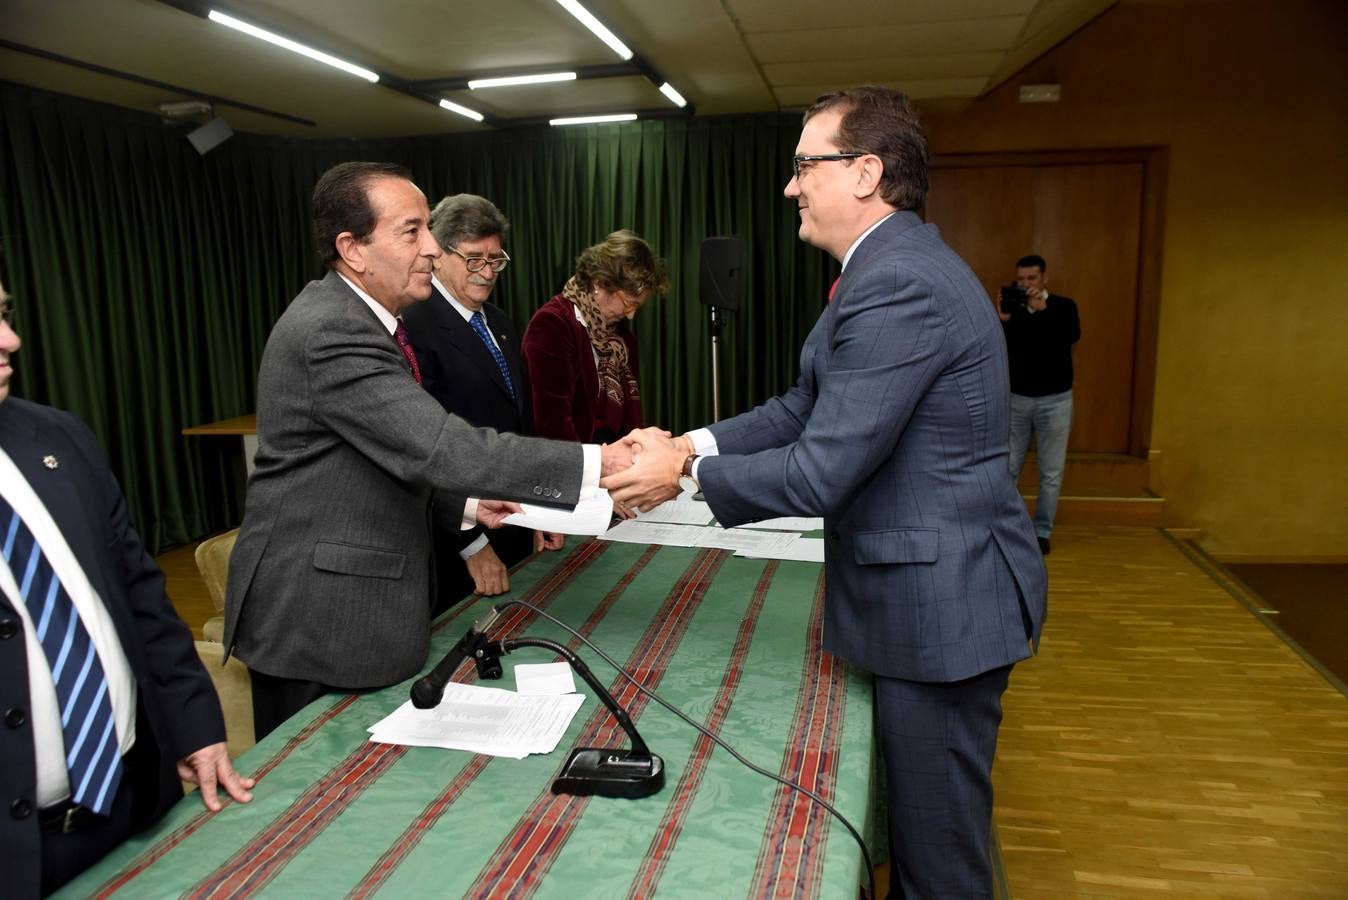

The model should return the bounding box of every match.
[828,276,841,303]
[393,320,422,385]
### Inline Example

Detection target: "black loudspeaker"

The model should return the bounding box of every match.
[699,236,742,310]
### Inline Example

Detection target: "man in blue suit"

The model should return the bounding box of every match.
[0,278,253,897]
[606,86,1047,898]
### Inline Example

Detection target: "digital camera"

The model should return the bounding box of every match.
[999,283,1029,314]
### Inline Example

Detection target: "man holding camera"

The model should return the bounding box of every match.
[998,254,1081,555]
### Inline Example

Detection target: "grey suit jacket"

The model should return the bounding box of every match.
[225,271,583,688]
[700,212,1047,683]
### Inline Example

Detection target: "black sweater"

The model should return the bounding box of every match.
[1002,293,1081,396]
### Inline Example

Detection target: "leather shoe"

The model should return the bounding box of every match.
[1037,537,1051,555]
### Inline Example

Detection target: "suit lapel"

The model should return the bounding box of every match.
[482,305,528,416]
[438,301,515,404]
[0,404,107,607]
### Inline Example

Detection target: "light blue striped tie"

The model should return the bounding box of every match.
[0,495,123,815]
[469,310,516,400]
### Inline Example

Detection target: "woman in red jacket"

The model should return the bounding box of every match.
[522,231,669,443]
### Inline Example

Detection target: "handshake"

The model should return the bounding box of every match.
[599,427,695,517]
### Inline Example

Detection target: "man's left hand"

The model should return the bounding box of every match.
[1027,287,1048,312]
[177,742,254,812]
[476,500,522,529]
[535,530,565,552]
[602,427,684,511]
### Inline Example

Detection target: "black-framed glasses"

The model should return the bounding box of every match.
[792,152,865,180]
[447,245,510,273]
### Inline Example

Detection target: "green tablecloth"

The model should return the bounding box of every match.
[61,538,876,899]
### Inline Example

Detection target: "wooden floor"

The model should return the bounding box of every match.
[155,526,1348,898]
[994,525,1348,898]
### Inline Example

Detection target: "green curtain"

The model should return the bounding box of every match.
[0,82,836,553]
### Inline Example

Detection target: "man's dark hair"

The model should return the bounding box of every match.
[804,85,929,210]
[312,161,414,266]
[1017,254,1047,272]
[430,194,510,251]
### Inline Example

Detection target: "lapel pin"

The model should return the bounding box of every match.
[43,455,59,470]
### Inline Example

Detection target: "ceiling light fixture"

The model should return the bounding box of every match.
[553,0,633,61]
[658,83,687,108]
[439,99,485,122]
[550,113,638,126]
[207,10,379,83]
[468,72,578,90]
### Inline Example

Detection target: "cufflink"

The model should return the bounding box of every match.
[43,455,59,470]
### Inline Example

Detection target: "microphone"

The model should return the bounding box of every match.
[495,636,664,799]
[410,606,501,709]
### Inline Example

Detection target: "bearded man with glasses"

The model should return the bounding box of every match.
[403,193,559,613]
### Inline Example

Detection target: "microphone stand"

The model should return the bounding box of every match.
[410,609,664,799]
[480,637,664,799]
[709,304,724,422]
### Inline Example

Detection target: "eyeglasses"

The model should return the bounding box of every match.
[0,299,13,327]
[792,152,865,180]
[447,245,510,273]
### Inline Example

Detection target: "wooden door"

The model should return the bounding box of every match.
[925,157,1148,454]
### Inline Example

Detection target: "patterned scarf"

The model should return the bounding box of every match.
[563,276,639,407]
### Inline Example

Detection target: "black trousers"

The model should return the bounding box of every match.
[40,767,137,896]
[247,669,340,742]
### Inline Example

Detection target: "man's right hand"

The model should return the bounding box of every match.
[601,440,637,477]
[465,544,509,595]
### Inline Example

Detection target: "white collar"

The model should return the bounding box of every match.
[338,272,399,335]
[432,275,488,323]
[841,212,897,271]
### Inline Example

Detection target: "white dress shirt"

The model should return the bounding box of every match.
[0,446,136,808]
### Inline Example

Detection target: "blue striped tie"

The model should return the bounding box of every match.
[469,310,516,400]
[0,495,123,815]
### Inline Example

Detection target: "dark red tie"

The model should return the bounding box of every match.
[393,320,422,385]
[828,276,841,303]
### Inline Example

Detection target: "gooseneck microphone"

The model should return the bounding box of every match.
[410,606,501,709]
[408,605,664,798]
[494,636,663,798]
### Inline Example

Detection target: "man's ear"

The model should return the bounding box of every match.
[335,232,366,273]
[853,155,883,200]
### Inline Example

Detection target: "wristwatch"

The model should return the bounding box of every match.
[677,453,701,494]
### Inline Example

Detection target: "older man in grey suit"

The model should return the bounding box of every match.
[607,87,1047,898]
[226,162,628,740]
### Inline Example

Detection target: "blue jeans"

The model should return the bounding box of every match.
[1008,390,1073,539]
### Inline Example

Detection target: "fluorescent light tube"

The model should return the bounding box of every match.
[439,99,485,122]
[549,113,638,126]
[658,82,687,108]
[208,11,378,82]
[553,0,633,60]
[468,72,577,90]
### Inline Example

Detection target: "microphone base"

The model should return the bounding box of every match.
[551,748,665,799]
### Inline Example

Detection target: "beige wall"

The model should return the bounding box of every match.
[923,0,1348,559]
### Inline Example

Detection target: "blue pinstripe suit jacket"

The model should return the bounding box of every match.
[700,212,1047,682]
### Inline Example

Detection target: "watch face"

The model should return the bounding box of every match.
[678,475,699,495]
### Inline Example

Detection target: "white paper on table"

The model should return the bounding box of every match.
[600,519,707,547]
[734,536,826,562]
[504,490,613,535]
[737,516,824,532]
[699,527,801,555]
[367,682,585,758]
[513,662,577,696]
[635,493,715,526]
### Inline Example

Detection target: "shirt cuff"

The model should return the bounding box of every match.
[580,444,600,499]
[459,533,490,560]
[687,428,719,457]
[461,498,479,529]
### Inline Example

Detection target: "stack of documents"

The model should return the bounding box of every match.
[601,520,802,556]
[368,682,585,759]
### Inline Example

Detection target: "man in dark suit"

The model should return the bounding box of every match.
[0,279,253,897]
[606,87,1048,898]
[226,163,630,741]
[403,194,561,615]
